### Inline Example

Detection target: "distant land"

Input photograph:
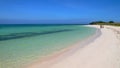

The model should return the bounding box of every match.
[89,21,120,26]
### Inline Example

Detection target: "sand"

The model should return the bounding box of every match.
[26,25,120,68]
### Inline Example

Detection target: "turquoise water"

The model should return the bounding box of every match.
[0,25,96,68]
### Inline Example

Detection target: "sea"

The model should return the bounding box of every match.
[0,24,97,68]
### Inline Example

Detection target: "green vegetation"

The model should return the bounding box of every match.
[89,21,120,26]
[109,21,114,23]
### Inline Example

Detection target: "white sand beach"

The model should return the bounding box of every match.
[26,25,120,68]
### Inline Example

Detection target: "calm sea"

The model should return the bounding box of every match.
[0,24,96,68]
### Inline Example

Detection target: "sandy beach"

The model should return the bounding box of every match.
[26,25,120,68]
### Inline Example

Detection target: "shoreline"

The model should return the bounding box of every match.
[25,25,101,68]
[49,25,120,68]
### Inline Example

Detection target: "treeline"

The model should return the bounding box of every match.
[89,21,120,26]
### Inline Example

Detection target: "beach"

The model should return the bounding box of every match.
[26,25,120,68]
[1,0,120,68]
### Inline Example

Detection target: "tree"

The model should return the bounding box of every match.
[89,22,96,25]
[109,21,114,23]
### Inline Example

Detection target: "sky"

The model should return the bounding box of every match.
[0,0,120,24]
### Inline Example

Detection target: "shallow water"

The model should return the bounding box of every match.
[0,24,96,68]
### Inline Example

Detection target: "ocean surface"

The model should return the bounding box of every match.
[0,24,97,68]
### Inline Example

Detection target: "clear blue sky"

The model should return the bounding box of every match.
[0,0,120,24]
